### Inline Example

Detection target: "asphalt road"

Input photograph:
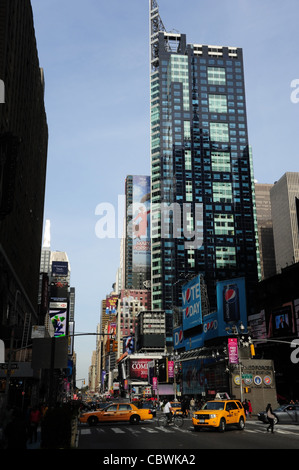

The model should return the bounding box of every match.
[77,414,299,451]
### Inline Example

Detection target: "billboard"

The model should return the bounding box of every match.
[131,176,151,274]
[228,338,238,364]
[216,277,247,333]
[270,303,295,338]
[129,358,152,380]
[49,309,68,337]
[51,261,68,276]
[123,336,134,355]
[50,281,68,302]
[182,275,202,331]
[106,295,118,315]
[174,277,247,351]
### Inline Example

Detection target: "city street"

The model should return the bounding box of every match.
[77,414,299,450]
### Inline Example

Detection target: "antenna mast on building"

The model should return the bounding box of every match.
[150,0,166,72]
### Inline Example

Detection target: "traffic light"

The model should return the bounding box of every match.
[250,344,255,357]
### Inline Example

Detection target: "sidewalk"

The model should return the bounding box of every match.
[26,427,41,449]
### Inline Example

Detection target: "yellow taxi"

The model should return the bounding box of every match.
[192,399,246,432]
[79,402,153,426]
[170,401,184,415]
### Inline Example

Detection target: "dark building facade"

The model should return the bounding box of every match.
[251,263,299,400]
[150,1,260,344]
[0,0,48,407]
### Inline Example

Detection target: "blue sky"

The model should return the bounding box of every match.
[30,0,299,383]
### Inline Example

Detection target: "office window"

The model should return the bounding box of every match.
[210,123,229,142]
[216,246,236,268]
[214,214,235,235]
[213,182,232,203]
[211,152,231,172]
[207,67,226,85]
[209,94,227,113]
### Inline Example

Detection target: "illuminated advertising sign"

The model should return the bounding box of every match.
[271,303,294,338]
[173,326,184,349]
[182,275,202,331]
[131,176,151,273]
[51,261,68,276]
[50,281,68,302]
[216,277,247,333]
[129,358,152,380]
[108,322,116,339]
[168,360,174,378]
[106,295,118,314]
[228,338,238,364]
[174,277,247,351]
[49,309,68,337]
[123,336,134,355]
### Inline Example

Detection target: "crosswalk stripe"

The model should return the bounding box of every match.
[79,424,299,438]
[111,427,125,433]
[157,426,174,433]
[141,427,159,433]
[80,428,91,435]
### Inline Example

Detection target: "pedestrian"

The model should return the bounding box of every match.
[190,397,195,412]
[266,403,275,433]
[248,400,253,418]
[28,405,41,443]
[163,400,173,423]
[185,397,190,417]
[243,399,249,417]
[181,398,187,417]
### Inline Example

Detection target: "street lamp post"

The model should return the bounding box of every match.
[173,352,181,401]
[155,361,164,402]
[226,322,252,403]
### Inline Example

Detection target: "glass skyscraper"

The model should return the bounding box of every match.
[150,1,260,344]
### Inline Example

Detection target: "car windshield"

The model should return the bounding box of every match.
[202,401,225,411]
[171,403,181,407]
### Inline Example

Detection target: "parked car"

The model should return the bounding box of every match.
[79,402,153,426]
[257,404,299,424]
[192,399,246,432]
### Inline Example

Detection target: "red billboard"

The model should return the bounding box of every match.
[129,358,152,380]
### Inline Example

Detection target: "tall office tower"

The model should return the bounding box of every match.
[40,219,51,275]
[0,1,48,337]
[270,172,299,273]
[150,1,259,343]
[255,184,276,279]
[125,175,151,289]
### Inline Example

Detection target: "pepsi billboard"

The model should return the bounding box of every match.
[174,277,247,351]
[182,275,202,331]
[216,277,247,334]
